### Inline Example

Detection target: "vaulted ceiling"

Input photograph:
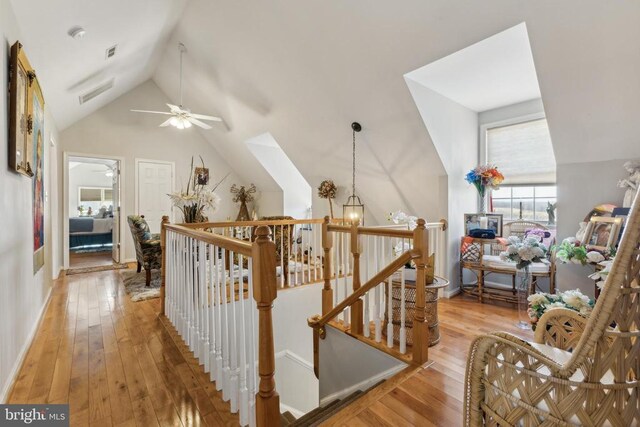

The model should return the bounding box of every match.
[12,0,640,222]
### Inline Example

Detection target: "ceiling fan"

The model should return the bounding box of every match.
[131,42,222,129]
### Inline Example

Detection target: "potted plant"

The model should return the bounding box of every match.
[317,180,337,218]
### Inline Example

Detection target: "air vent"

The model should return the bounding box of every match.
[105,44,117,59]
[79,79,114,105]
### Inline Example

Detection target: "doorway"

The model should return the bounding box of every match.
[64,154,124,270]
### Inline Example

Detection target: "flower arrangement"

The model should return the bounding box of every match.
[553,239,588,264]
[168,157,227,223]
[317,180,337,218]
[524,228,551,242]
[465,164,504,211]
[527,289,595,328]
[388,210,418,230]
[589,259,614,290]
[500,236,548,270]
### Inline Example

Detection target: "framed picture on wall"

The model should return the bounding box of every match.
[8,41,35,177]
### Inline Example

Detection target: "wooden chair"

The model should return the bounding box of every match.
[464,193,640,426]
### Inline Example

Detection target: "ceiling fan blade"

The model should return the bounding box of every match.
[189,112,223,122]
[159,117,174,127]
[166,103,183,113]
[131,109,173,115]
[186,117,212,129]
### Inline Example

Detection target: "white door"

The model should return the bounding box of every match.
[111,162,120,263]
[136,160,174,234]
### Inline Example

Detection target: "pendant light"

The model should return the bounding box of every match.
[343,122,365,225]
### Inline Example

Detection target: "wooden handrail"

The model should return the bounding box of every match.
[179,218,333,229]
[327,224,414,238]
[160,215,169,315]
[308,250,417,329]
[165,223,253,257]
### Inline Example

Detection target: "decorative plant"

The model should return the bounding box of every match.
[500,236,548,270]
[78,205,85,215]
[553,239,588,264]
[388,210,418,230]
[317,180,337,218]
[527,289,595,329]
[465,164,504,212]
[168,156,227,223]
[230,183,257,221]
[589,260,614,290]
[524,228,551,242]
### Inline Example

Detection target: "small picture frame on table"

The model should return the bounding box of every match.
[583,216,623,252]
[463,213,503,237]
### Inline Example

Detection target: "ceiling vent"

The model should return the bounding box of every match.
[105,44,117,59]
[79,79,114,105]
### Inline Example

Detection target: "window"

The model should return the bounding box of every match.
[482,115,557,224]
[78,187,113,216]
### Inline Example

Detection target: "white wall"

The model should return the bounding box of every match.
[405,81,478,293]
[68,162,113,217]
[60,80,245,261]
[556,159,632,297]
[0,0,60,401]
[478,98,544,126]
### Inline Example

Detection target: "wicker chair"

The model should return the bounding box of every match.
[464,193,640,426]
[127,215,162,287]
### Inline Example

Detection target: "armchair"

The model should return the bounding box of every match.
[127,215,162,287]
[464,194,640,426]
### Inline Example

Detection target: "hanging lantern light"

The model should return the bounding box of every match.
[343,122,365,225]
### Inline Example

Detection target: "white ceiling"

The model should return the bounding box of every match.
[405,23,541,112]
[10,0,187,130]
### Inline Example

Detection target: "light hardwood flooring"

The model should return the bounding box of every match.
[8,270,531,426]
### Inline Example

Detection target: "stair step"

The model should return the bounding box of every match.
[308,390,364,427]
[281,411,297,426]
[290,398,343,427]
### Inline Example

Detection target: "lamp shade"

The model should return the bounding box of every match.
[343,194,365,225]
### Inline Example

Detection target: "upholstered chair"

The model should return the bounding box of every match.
[127,215,162,286]
[464,193,640,426]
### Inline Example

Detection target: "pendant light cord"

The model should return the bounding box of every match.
[352,128,356,198]
[178,43,185,107]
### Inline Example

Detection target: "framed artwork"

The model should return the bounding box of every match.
[194,167,209,185]
[464,213,503,237]
[486,214,504,237]
[8,41,35,177]
[583,216,623,252]
[31,78,45,273]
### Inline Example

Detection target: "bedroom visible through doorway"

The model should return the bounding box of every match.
[65,155,122,270]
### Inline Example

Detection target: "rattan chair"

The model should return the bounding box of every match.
[464,193,640,426]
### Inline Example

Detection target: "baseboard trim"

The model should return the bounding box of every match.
[0,285,54,403]
[444,287,461,298]
[319,363,405,407]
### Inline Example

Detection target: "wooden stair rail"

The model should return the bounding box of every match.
[322,216,333,315]
[308,250,415,330]
[160,215,169,315]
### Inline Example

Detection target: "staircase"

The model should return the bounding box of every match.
[281,390,364,426]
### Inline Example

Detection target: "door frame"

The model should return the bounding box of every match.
[134,158,175,225]
[63,152,126,269]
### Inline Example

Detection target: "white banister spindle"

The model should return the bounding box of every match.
[399,267,406,354]
[374,236,382,343]
[222,249,231,401]
[333,231,339,309]
[208,244,216,382]
[279,225,284,288]
[386,238,394,348]
[342,232,350,327]
[238,255,249,425]
[247,258,257,427]
[313,224,319,282]
[214,247,224,389]
[364,235,370,338]
[200,241,209,368]
[229,250,239,413]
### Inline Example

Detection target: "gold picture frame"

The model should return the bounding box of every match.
[8,41,36,177]
[583,216,623,252]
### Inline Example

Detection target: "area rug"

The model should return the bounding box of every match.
[120,269,161,302]
[65,263,128,275]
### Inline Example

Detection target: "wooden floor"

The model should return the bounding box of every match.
[69,251,115,269]
[321,295,533,426]
[7,269,239,426]
[8,270,532,426]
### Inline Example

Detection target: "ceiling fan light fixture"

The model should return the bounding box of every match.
[183,119,192,128]
[169,116,178,127]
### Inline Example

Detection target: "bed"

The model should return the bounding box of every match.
[69,217,113,249]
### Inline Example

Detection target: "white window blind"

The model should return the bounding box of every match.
[486,118,556,185]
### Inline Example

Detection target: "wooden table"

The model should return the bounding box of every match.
[385,274,450,346]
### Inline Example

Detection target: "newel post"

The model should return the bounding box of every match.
[160,215,169,316]
[322,216,333,316]
[412,218,429,364]
[251,226,280,427]
[350,220,363,335]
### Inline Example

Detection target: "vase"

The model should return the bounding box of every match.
[477,186,487,213]
[516,265,532,330]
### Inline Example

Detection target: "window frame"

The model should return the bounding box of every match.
[78,186,113,212]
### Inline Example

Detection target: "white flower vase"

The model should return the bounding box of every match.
[516,265,532,330]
